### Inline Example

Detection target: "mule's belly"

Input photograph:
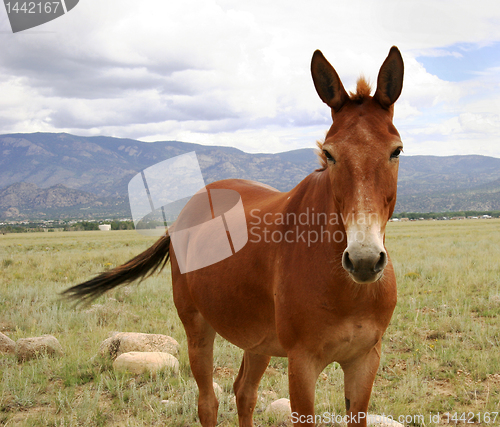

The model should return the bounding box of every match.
[191,279,284,356]
[184,283,286,357]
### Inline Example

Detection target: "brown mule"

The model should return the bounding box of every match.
[63,46,404,426]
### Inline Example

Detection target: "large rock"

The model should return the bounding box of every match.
[15,335,64,362]
[0,332,15,355]
[99,332,179,360]
[265,398,291,418]
[113,351,179,376]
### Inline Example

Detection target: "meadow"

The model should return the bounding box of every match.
[0,219,499,426]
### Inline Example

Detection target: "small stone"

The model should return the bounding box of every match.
[0,332,15,355]
[113,351,179,376]
[15,335,64,362]
[99,332,179,360]
[367,414,405,427]
[265,398,291,418]
[213,382,223,396]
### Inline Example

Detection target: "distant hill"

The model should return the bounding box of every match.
[396,177,500,213]
[1,132,500,219]
[397,155,500,195]
[0,182,127,220]
[0,133,317,198]
[396,155,500,212]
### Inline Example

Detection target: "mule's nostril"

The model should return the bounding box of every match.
[342,251,355,273]
[374,252,387,273]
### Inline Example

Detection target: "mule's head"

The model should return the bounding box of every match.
[311,47,404,284]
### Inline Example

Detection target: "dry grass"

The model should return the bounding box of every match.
[0,221,499,426]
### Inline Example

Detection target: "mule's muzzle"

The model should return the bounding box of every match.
[342,245,387,284]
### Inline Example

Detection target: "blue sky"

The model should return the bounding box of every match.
[0,0,500,157]
[417,42,500,82]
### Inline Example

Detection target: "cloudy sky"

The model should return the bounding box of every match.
[1,0,500,156]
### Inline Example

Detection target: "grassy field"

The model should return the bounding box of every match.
[0,220,499,426]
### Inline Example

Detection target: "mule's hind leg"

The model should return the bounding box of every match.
[233,351,271,427]
[183,311,218,427]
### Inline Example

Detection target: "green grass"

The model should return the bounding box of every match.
[0,221,499,426]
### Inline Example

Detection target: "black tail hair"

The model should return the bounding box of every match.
[61,234,171,306]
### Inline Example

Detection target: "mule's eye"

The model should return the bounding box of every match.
[323,150,336,164]
[390,148,402,159]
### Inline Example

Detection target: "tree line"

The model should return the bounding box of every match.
[392,211,500,220]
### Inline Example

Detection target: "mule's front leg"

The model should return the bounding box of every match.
[342,341,382,427]
[288,352,323,426]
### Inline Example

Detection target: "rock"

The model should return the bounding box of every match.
[212,382,223,397]
[265,398,291,418]
[99,332,179,360]
[113,351,179,376]
[161,399,176,408]
[367,414,404,427]
[0,332,15,355]
[15,335,64,362]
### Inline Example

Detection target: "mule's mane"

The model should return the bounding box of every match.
[349,76,371,102]
[316,77,372,170]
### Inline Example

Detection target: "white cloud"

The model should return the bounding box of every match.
[408,117,462,137]
[459,112,500,134]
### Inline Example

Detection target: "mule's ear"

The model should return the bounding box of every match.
[374,46,404,109]
[311,50,348,112]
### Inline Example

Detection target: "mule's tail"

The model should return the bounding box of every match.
[61,234,171,305]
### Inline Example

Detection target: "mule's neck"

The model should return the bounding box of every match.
[285,169,335,214]
[283,169,347,252]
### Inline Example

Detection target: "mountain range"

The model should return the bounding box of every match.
[1,132,500,219]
